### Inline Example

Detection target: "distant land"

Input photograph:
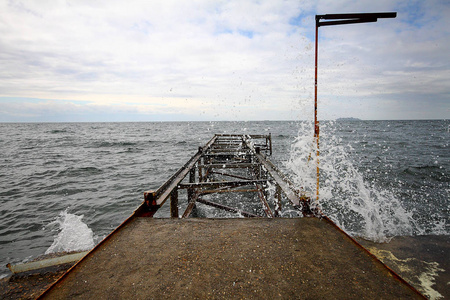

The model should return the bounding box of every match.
[336,117,361,121]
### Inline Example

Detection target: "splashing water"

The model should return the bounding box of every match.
[287,121,416,242]
[45,210,95,254]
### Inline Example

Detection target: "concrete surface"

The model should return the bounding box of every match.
[358,235,449,299]
[0,263,73,300]
[40,218,423,299]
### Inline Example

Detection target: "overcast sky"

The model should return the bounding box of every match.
[0,0,449,122]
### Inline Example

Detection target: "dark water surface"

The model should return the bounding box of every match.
[0,120,448,285]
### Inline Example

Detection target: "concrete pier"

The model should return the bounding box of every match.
[40,217,423,299]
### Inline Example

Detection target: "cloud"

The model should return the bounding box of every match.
[310,0,450,119]
[0,0,448,121]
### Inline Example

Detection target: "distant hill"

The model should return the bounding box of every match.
[336,117,361,121]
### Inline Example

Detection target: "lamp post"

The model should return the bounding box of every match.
[313,12,396,203]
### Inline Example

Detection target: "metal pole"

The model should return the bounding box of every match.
[170,188,178,218]
[313,12,396,205]
[314,17,320,203]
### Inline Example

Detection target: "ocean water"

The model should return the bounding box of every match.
[0,120,448,279]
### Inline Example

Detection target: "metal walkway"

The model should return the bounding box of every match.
[138,134,313,219]
[38,134,423,299]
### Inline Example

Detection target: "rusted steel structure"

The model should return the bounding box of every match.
[137,134,313,219]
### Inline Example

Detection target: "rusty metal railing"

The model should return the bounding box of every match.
[137,134,313,218]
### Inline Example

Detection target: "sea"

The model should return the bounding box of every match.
[0,120,448,296]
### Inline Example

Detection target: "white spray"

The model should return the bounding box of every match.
[45,209,95,254]
[287,121,415,242]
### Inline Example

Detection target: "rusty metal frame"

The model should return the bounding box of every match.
[137,134,313,218]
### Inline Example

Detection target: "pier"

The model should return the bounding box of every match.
[139,134,313,219]
[38,134,423,299]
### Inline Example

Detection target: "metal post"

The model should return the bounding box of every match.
[313,12,396,205]
[198,157,203,182]
[170,189,178,218]
[268,133,272,156]
[275,184,282,217]
[188,168,195,202]
[314,17,320,204]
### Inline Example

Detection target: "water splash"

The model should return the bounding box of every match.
[286,121,416,242]
[45,210,95,254]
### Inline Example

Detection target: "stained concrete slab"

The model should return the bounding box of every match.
[40,218,423,299]
[358,235,450,299]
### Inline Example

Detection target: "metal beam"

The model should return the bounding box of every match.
[318,18,377,27]
[196,198,259,218]
[199,188,259,194]
[144,135,217,212]
[242,136,308,209]
[182,191,200,218]
[141,133,303,218]
[317,12,397,27]
[170,189,178,218]
[198,163,258,169]
[209,170,254,181]
[255,184,274,218]
[178,179,268,190]
[317,12,397,20]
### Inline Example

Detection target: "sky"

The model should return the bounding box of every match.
[0,0,449,122]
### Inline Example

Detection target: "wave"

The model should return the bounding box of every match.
[117,147,143,153]
[57,166,103,177]
[286,121,418,242]
[402,166,448,183]
[91,141,138,148]
[47,129,70,134]
[45,209,95,254]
